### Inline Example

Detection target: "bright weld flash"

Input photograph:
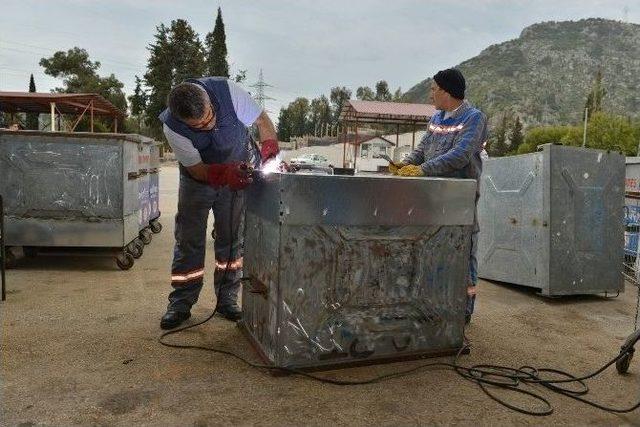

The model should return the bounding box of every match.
[260,154,282,175]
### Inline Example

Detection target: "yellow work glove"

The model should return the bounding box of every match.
[397,164,425,177]
[388,162,406,175]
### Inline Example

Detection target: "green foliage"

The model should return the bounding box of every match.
[234,70,247,84]
[39,47,127,132]
[309,95,331,135]
[584,70,606,115]
[144,20,206,138]
[517,125,577,154]
[329,86,351,122]
[508,116,524,154]
[375,80,391,101]
[356,86,374,101]
[488,112,511,157]
[26,74,39,130]
[205,7,229,77]
[277,107,292,141]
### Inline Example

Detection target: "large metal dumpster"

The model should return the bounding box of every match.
[477,144,625,296]
[0,130,152,270]
[147,138,162,233]
[240,173,477,370]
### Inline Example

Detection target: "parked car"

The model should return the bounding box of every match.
[289,153,332,173]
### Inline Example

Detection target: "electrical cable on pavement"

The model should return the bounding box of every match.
[159,180,640,418]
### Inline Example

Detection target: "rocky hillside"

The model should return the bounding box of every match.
[403,18,640,127]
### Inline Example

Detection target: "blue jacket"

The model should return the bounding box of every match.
[406,100,487,180]
[158,77,253,165]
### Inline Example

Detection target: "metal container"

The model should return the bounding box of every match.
[0,130,149,268]
[477,144,625,296]
[240,173,477,370]
[148,140,161,223]
[137,141,151,231]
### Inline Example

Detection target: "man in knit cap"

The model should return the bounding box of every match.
[391,68,488,324]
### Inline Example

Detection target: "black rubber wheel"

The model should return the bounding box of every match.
[128,241,143,259]
[150,220,163,234]
[116,252,134,270]
[140,229,152,245]
[23,246,38,258]
[616,352,633,374]
[4,249,17,269]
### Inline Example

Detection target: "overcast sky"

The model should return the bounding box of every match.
[1,0,638,118]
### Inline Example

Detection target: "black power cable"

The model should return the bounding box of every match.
[160,172,640,418]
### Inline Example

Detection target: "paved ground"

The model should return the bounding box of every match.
[2,164,639,426]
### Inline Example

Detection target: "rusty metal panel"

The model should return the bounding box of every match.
[241,173,476,370]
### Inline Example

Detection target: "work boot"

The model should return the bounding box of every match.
[215,303,242,322]
[160,309,191,330]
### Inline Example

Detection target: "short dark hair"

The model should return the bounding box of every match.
[167,82,209,121]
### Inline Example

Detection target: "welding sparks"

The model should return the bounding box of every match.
[260,155,283,175]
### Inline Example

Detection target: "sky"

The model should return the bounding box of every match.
[1,0,638,119]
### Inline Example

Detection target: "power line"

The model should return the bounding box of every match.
[249,69,275,112]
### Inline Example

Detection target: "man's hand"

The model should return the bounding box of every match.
[260,139,280,162]
[185,162,210,182]
[208,162,253,191]
[389,162,407,175]
[397,164,425,177]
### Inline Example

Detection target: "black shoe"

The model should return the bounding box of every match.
[216,304,242,322]
[160,310,191,330]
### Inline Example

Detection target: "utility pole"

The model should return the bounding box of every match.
[582,107,589,147]
[249,69,275,112]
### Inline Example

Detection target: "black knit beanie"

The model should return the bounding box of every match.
[433,68,465,100]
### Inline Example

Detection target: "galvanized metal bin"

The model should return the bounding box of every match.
[477,144,625,296]
[241,173,477,370]
[0,130,151,269]
[148,140,161,224]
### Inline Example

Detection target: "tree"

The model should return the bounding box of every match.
[508,116,524,154]
[128,75,148,130]
[39,47,128,131]
[517,125,577,154]
[234,69,247,84]
[277,107,292,142]
[356,86,375,101]
[393,87,403,102]
[287,97,311,137]
[205,7,229,77]
[144,20,206,137]
[375,80,391,101]
[26,74,39,130]
[309,95,331,135]
[329,86,351,123]
[584,70,606,117]
[488,113,510,157]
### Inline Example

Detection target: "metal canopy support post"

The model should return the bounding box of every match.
[412,123,416,150]
[90,101,94,133]
[354,118,359,170]
[1,195,5,301]
[342,124,347,168]
[50,102,56,132]
[114,116,118,133]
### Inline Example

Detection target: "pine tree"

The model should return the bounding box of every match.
[128,75,148,129]
[205,7,229,77]
[509,116,524,153]
[329,87,351,123]
[277,107,292,142]
[489,113,510,157]
[26,74,39,130]
[144,21,205,137]
[584,70,606,117]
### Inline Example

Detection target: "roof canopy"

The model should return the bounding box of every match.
[339,100,436,125]
[0,92,125,118]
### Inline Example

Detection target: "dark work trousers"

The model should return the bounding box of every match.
[167,171,246,313]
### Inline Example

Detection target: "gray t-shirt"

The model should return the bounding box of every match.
[163,80,262,166]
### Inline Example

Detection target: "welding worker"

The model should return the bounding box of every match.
[391,68,487,324]
[158,77,279,329]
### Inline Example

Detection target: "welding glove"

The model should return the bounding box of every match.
[389,162,406,175]
[397,164,425,177]
[260,139,280,163]
[208,162,253,191]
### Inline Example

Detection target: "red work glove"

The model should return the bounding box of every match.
[260,139,280,163]
[207,163,253,190]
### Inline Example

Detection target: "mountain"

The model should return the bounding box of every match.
[402,18,640,128]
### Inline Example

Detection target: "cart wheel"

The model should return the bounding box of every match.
[616,351,633,374]
[4,249,17,269]
[135,238,144,253]
[150,220,163,234]
[140,229,152,245]
[128,241,143,259]
[23,246,38,258]
[116,252,135,270]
